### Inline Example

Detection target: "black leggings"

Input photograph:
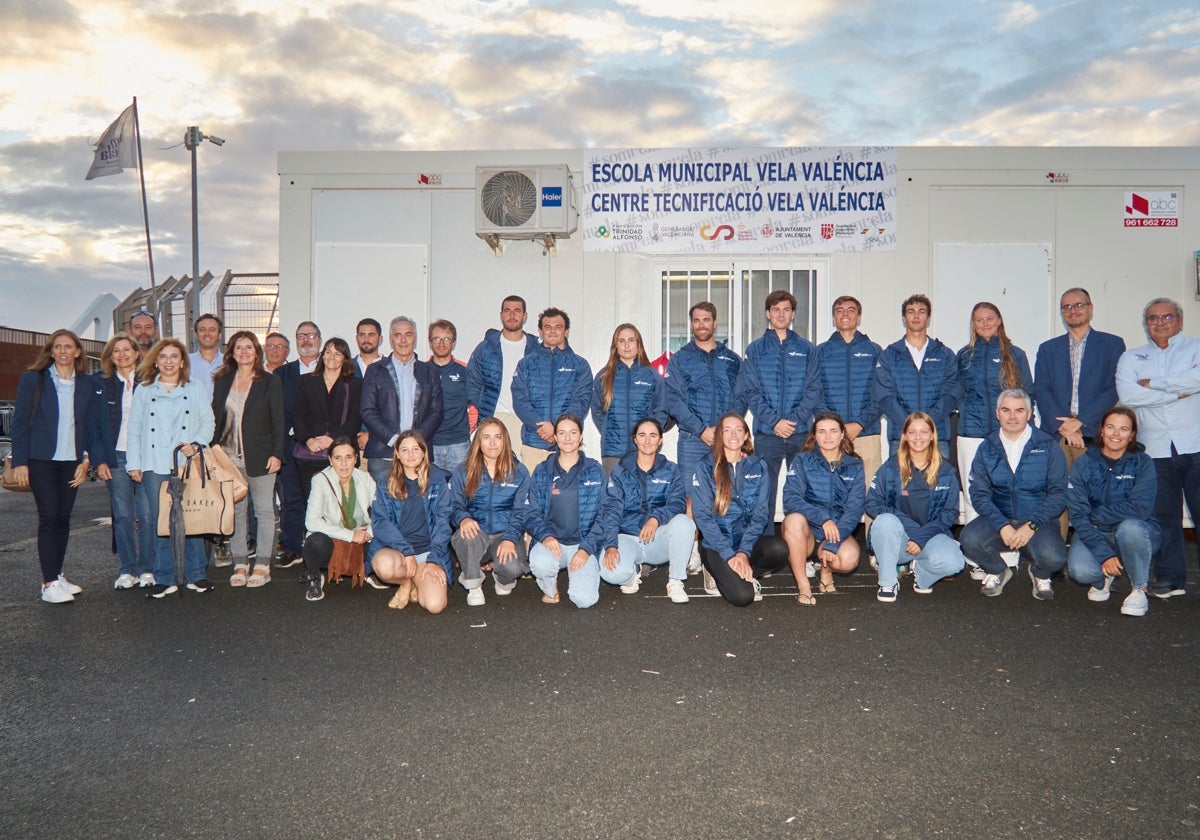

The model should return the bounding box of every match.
[701,535,789,607]
[303,532,335,576]
[28,459,81,583]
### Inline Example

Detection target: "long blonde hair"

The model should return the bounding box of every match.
[966,302,1020,390]
[897,412,942,487]
[712,412,753,517]
[464,417,517,497]
[388,430,431,500]
[600,324,652,411]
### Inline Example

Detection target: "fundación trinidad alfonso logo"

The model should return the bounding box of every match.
[594,225,611,238]
[699,224,735,241]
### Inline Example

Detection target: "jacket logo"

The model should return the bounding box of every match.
[582,479,602,487]
[853,352,873,358]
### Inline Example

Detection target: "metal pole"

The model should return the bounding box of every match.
[188,126,200,351]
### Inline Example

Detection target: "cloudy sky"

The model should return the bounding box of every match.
[2,0,1198,333]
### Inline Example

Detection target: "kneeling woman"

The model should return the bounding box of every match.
[1066,406,1160,617]
[690,412,791,607]
[600,418,694,603]
[302,436,375,602]
[449,418,531,606]
[371,430,451,614]
[527,414,610,607]
[781,412,864,597]
[865,412,965,602]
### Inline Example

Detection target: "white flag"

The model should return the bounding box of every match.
[85,104,137,180]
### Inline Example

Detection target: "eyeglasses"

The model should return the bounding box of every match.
[296,332,319,340]
[1060,302,1091,312]
[130,310,155,321]
[1146,314,1178,325]
[264,343,288,351]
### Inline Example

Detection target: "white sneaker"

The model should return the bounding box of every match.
[968,563,986,581]
[868,555,878,571]
[701,568,719,596]
[1121,588,1149,617]
[980,568,1013,597]
[466,587,486,606]
[805,561,817,578]
[751,579,763,602]
[620,571,642,594]
[113,573,139,590]
[1087,575,1115,602]
[686,543,702,576]
[666,579,689,603]
[58,575,82,595]
[494,578,516,596]
[1029,567,1054,601]
[138,573,156,588]
[41,580,74,604]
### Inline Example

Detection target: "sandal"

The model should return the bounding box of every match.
[796,592,817,606]
[818,578,837,594]
[388,580,413,610]
[229,564,249,587]
[246,565,271,588]
[541,591,560,604]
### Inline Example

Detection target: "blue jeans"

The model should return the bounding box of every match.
[1152,451,1200,588]
[960,516,1066,579]
[676,434,712,491]
[141,471,209,586]
[433,441,470,473]
[106,450,153,577]
[616,513,695,580]
[1068,519,1160,590]
[529,542,600,608]
[870,513,966,589]
[754,433,804,536]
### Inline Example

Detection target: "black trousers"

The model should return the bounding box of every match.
[701,535,789,607]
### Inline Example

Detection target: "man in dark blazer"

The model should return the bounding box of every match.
[272,321,322,567]
[1032,287,1125,537]
[361,316,443,485]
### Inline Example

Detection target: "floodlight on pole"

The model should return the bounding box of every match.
[184,126,224,349]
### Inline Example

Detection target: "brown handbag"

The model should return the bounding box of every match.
[2,456,31,493]
[204,444,249,503]
[157,445,237,537]
[322,473,365,587]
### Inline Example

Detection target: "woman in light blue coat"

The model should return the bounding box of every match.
[126,338,216,598]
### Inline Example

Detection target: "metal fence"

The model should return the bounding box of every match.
[113,271,280,350]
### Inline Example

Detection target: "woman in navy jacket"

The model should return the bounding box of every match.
[527,414,611,607]
[600,418,693,603]
[690,412,790,607]
[370,430,451,614]
[865,412,965,602]
[449,417,531,606]
[956,302,1032,523]
[10,329,109,603]
[1066,406,1160,617]
[97,332,154,590]
[590,323,668,474]
[781,412,864,598]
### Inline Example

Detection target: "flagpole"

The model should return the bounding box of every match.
[132,97,156,289]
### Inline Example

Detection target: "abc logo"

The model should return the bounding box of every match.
[1151,198,1178,211]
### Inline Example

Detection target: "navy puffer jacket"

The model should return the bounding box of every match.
[956,336,1033,437]
[735,329,823,436]
[590,362,668,458]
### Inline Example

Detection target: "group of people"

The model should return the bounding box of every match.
[10,288,1198,617]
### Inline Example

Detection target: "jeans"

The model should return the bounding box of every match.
[700,535,789,607]
[141,471,209,586]
[960,517,1066,580]
[28,458,80,583]
[367,458,391,488]
[433,441,470,473]
[870,513,966,590]
[232,467,277,568]
[754,433,804,535]
[616,513,695,581]
[1151,451,1200,588]
[529,541,600,608]
[105,450,153,577]
[676,434,712,491]
[1067,519,1160,590]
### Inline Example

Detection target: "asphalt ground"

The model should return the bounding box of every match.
[1,481,1199,840]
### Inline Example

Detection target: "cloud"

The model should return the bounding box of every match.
[997,1,1044,31]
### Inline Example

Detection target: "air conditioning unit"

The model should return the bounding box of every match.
[475,166,578,249]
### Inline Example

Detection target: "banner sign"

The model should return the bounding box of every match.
[1124,190,1180,227]
[583,147,897,253]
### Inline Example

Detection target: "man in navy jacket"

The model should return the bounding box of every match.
[466,295,539,449]
[871,294,960,457]
[735,290,822,535]
[361,316,443,484]
[960,389,1068,600]
[816,295,884,489]
[511,307,591,469]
